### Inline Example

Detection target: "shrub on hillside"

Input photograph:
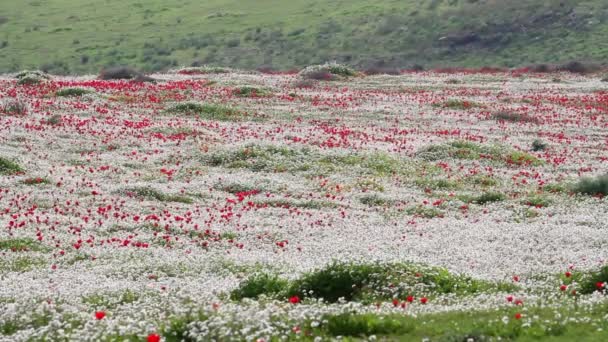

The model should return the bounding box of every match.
[299,62,358,81]
[15,70,50,85]
[573,173,608,197]
[98,66,141,80]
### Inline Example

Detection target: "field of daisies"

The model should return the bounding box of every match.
[1,66,608,341]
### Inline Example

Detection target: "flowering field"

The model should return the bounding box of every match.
[1,69,607,341]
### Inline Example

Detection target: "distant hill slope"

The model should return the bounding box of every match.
[0,0,607,74]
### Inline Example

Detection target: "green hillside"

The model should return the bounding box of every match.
[1,0,607,74]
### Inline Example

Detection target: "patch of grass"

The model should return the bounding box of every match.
[505,151,543,166]
[299,62,358,81]
[122,186,193,204]
[21,177,50,185]
[466,175,499,187]
[524,195,551,208]
[324,313,413,337]
[360,194,391,206]
[471,192,505,205]
[177,66,232,74]
[531,139,548,151]
[214,182,260,194]
[82,289,140,309]
[0,256,45,273]
[166,102,243,121]
[415,177,460,190]
[417,141,502,162]
[0,238,48,252]
[0,157,24,175]
[231,262,515,304]
[233,86,271,97]
[579,265,608,295]
[1,100,28,116]
[573,173,608,197]
[56,87,91,97]
[492,111,539,124]
[254,199,337,210]
[230,273,290,300]
[434,99,482,110]
[406,205,443,218]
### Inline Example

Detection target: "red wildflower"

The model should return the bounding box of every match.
[147,334,161,342]
[514,313,522,320]
[95,311,106,320]
[420,297,428,304]
[597,282,605,290]
[289,295,300,304]
[560,285,567,292]
[406,295,414,303]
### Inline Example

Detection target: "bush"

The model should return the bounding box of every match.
[1,100,27,115]
[166,102,242,121]
[98,66,140,80]
[531,139,547,151]
[558,61,598,74]
[299,62,358,81]
[579,266,608,294]
[233,86,271,97]
[56,87,91,97]
[15,70,50,80]
[530,64,553,73]
[230,273,290,300]
[472,192,505,205]
[0,157,24,175]
[492,111,539,124]
[573,174,608,196]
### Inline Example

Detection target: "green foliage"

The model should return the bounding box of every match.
[299,62,357,80]
[406,205,443,218]
[360,194,391,206]
[0,256,45,273]
[324,313,413,337]
[230,273,290,300]
[0,100,27,115]
[531,139,547,151]
[56,87,91,97]
[230,262,516,304]
[167,102,242,121]
[0,238,48,252]
[123,186,193,204]
[233,86,271,97]
[524,195,551,207]
[492,111,539,124]
[579,265,608,295]
[471,192,505,205]
[573,173,608,196]
[435,99,481,110]
[0,157,24,175]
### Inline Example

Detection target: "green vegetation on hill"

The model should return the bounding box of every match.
[0,0,607,74]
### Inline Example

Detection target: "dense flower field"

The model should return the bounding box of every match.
[1,69,607,341]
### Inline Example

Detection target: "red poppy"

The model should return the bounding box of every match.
[147,334,161,342]
[514,313,522,320]
[420,297,428,304]
[597,282,605,290]
[560,285,567,291]
[406,295,414,303]
[289,295,300,304]
[95,311,106,320]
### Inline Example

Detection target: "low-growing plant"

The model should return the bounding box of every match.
[407,205,443,218]
[167,102,242,121]
[56,87,91,97]
[122,186,193,204]
[492,111,539,124]
[470,192,505,205]
[230,273,290,300]
[0,100,27,116]
[233,86,271,97]
[435,99,481,110]
[505,151,543,166]
[0,157,24,175]
[0,238,48,252]
[572,173,608,196]
[98,66,140,80]
[579,265,608,295]
[21,177,50,185]
[299,62,358,81]
[531,139,547,151]
[360,194,391,206]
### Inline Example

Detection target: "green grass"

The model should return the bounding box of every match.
[1,0,607,73]
[417,141,543,167]
[573,173,608,196]
[233,86,271,97]
[122,186,193,204]
[0,157,24,175]
[56,87,91,97]
[359,194,392,206]
[434,99,482,110]
[231,262,516,303]
[0,238,48,252]
[0,256,46,273]
[166,102,243,121]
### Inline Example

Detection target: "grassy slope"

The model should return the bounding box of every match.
[0,0,607,73]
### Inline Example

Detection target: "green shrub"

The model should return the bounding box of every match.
[123,187,193,203]
[299,62,358,80]
[472,192,505,205]
[56,87,91,97]
[435,99,481,110]
[579,266,608,294]
[0,157,24,175]
[1,100,27,115]
[360,194,391,206]
[233,86,271,97]
[531,139,547,151]
[324,313,413,337]
[573,174,608,196]
[492,111,539,124]
[167,102,242,121]
[230,273,290,300]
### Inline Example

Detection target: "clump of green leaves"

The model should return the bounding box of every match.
[299,62,358,80]
[233,86,271,97]
[56,87,91,97]
[122,186,193,204]
[0,100,27,116]
[572,173,608,196]
[531,139,547,151]
[167,102,243,121]
[492,111,539,124]
[434,99,481,110]
[360,194,391,206]
[0,157,24,175]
